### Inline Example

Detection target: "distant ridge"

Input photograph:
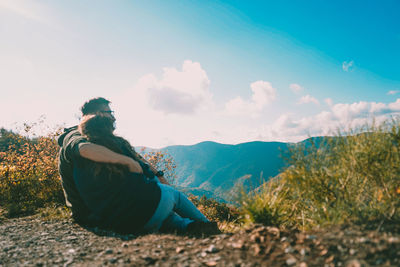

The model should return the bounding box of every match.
[160,140,290,200]
[136,137,328,200]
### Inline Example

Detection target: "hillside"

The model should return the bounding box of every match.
[159,141,289,200]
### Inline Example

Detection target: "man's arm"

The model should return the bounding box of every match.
[79,143,143,173]
[134,152,170,185]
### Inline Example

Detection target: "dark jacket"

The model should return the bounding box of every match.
[58,126,92,224]
[58,126,161,233]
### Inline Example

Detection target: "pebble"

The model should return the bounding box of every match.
[306,235,317,240]
[206,245,219,253]
[286,257,297,266]
[345,259,361,267]
[105,248,113,254]
[231,242,244,249]
[176,247,185,253]
[284,246,294,253]
[109,258,118,264]
[251,244,261,256]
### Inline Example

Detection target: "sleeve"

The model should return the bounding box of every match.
[64,131,89,162]
[138,161,155,179]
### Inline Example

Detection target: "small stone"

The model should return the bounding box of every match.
[300,248,306,256]
[306,235,317,240]
[320,249,328,256]
[231,242,244,249]
[337,245,346,253]
[206,245,219,253]
[388,237,398,243]
[63,258,73,267]
[326,255,334,263]
[105,248,113,254]
[109,258,117,264]
[357,237,367,243]
[67,249,75,254]
[345,259,361,267]
[267,227,280,237]
[299,262,308,267]
[284,246,294,253]
[142,256,156,264]
[176,247,185,253]
[349,248,356,255]
[251,244,261,256]
[286,257,297,266]
[205,261,218,266]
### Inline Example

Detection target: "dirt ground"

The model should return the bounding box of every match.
[1,215,399,266]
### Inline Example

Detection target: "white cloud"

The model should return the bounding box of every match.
[297,94,319,105]
[141,60,213,115]
[342,60,354,72]
[251,81,276,107]
[112,60,220,148]
[254,99,400,143]
[225,80,276,117]
[325,98,333,106]
[289,83,304,94]
[388,99,400,110]
[0,0,51,24]
[387,90,400,95]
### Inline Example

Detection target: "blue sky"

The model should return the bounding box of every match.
[1,0,399,148]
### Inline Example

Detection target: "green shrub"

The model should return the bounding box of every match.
[0,123,65,217]
[189,195,240,224]
[242,120,400,230]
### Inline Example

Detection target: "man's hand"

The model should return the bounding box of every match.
[157,176,170,185]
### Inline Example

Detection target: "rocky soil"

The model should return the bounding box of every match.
[1,216,399,266]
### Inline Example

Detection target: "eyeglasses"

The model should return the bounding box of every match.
[100,110,115,115]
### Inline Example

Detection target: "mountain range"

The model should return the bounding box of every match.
[158,140,295,201]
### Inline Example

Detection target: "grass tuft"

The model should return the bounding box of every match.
[241,119,400,231]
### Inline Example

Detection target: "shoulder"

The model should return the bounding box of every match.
[64,127,86,145]
[59,126,89,159]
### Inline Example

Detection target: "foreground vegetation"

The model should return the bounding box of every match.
[0,123,239,226]
[1,120,400,232]
[0,125,64,217]
[241,121,400,231]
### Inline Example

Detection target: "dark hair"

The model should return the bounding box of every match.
[79,114,138,179]
[80,97,111,115]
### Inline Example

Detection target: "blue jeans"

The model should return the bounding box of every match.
[143,183,209,232]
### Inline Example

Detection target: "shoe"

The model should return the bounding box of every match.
[186,221,221,236]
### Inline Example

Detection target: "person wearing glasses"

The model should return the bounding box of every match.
[58,97,219,235]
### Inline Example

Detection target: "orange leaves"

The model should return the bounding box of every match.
[0,122,64,217]
[140,149,177,184]
[189,195,240,223]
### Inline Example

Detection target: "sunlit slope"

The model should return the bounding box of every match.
[162,141,289,198]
